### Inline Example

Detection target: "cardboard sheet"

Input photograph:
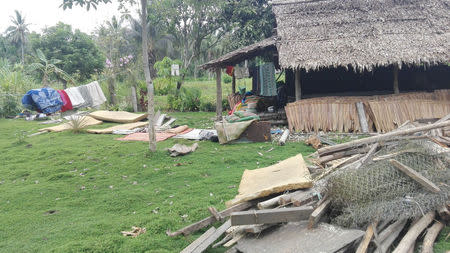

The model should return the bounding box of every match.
[89,110,148,123]
[39,116,103,132]
[226,154,312,207]
[87,121,148,134]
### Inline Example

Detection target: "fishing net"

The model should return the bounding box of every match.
[327,139,450,228]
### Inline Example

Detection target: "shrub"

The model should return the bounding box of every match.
[167,87,201,112]
[223,75,232,84]
[154,78,176,96]
[199,97,216,112]
[0,94,20,118]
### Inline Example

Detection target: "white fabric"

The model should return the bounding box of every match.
[86,81,107,107]
[65,87,86,108]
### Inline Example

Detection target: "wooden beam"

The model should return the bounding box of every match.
[389,159,441,193]
[393,64,399,94]
[216,68,223,121]
[208,207,223,221]
[257,195,285,209]
[421,221,445,253]
[356,102,369,133]
[231,206,313,226]
[392,212,435,253]
[308,199,331,229]
[377,220,407,253]
[167,202,253,237]
[354,143,379,170]
[356,221,378,253]
[180,227,216,253]
[317,120,450,156]
[232,72,236,94]
[295,69,302,101]
[184,220,232,253]
[223,232,245,248]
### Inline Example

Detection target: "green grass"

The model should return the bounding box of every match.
[0,112,314,252]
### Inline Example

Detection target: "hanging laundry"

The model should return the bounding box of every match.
[65,87,86,108]
[56,90,73,112]
[226,66,234,77]
[85,81,107,107]
[259,62,277,96]
[21,88,63,114]
[78,85,94,108]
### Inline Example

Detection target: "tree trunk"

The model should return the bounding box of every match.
[107,76,117,105]
[131,85,138,112]
[21,41,25,64]
[141,0,156,152]
[232,72,236,94]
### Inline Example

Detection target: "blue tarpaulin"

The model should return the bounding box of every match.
[22,88,63,114]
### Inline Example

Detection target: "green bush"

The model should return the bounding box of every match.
[0,94,20,118]
[154,78,176,96]
[167,87,202,112]
[199,97,216,112]
[223,75,232,84]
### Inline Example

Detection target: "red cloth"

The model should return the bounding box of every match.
[226,66,234,77]
[57,90,73,112]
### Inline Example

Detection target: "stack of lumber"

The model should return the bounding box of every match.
[171,114,450,253]
[285,89,450,133]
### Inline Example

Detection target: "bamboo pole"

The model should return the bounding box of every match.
[216,68,223,121]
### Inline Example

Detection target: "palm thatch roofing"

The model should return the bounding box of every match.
[272,0,450,71]
[200,36,278,69]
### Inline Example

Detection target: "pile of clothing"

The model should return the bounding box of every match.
[22,81,106,114]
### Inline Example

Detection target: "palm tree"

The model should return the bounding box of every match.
[128,16,175,78]
[5,10,29,64]
[29,49,73,86]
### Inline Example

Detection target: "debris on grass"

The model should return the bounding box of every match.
[121,226,146,238]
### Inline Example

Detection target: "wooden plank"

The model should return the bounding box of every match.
[317,120,450,156]
[231,206,313,226]
[377,220,407,253]
[180,227,216,253]
[167,202,253,237]
[159,117,176,130]
[291,189,318,207]
[308,199,331,229]
[356,221,378,253]
[223,232,245,248]
[191,220,231,253]
[356,102,369,133]
[390,159,441,193]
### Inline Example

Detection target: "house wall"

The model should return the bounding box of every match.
[285,64,450,98]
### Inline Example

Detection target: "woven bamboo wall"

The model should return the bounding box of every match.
[285,89,450,133]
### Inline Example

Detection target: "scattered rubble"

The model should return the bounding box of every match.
[172,114,450,253]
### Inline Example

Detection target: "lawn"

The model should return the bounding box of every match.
[0,112,314,252]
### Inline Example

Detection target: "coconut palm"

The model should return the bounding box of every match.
[29,49,73,86]
[5,10,29,64]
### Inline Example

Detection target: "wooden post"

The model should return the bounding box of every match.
[232,72,236,94]
[216,68,223,121]
[393,64,399,94]
[295,69,302,101]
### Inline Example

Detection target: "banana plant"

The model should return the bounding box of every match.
[28,49,73,86]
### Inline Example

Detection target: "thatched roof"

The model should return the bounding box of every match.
[200,36,277,69]
[272,0,450,71]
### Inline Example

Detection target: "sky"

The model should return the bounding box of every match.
[0,0,135,35]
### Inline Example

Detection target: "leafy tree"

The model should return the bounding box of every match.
[0,35,19,63]
[157,0,229,89]
[28,49,73,85]
[221,0,275,51]
[61,0,157,152]
[5,10,30,64]
[32,22,105,81]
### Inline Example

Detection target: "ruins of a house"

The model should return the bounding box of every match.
[201,0,450,133]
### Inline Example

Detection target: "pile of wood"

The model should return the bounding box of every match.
[170,114,449,253]
[285,89,450,133]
